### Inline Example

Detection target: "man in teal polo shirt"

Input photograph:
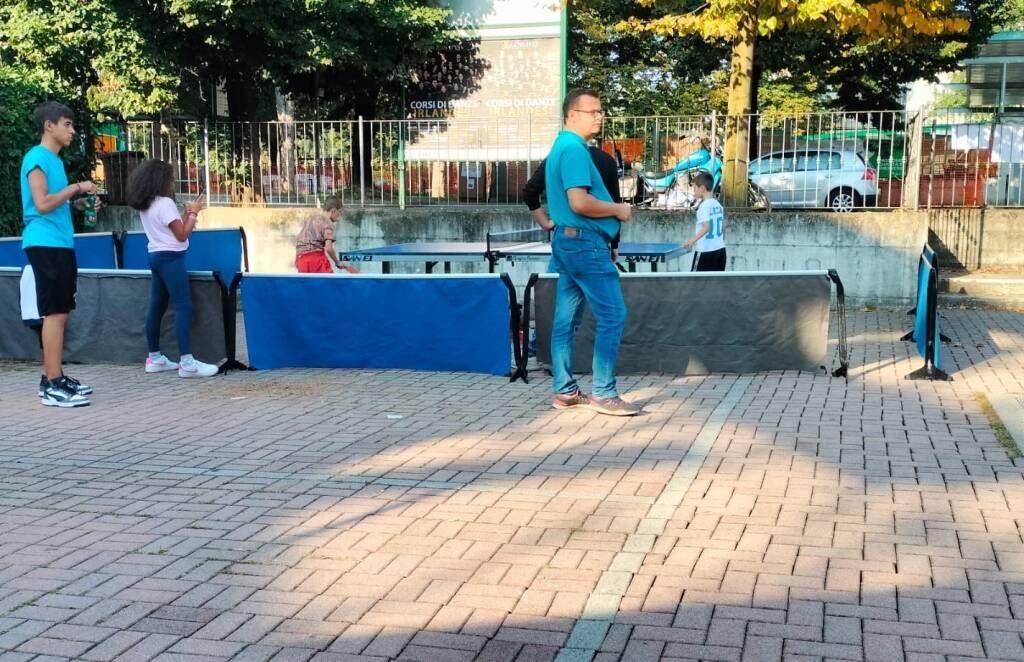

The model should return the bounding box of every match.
[544,89,638,416]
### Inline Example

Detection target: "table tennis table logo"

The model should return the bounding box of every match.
[339,253,373,262]
[626,255,666,263]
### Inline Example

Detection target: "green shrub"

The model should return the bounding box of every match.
[0,67,47,237]
[0,66,92,238]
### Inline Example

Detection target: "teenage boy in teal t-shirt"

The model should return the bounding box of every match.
[20,102,99,407]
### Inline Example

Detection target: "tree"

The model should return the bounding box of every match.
[3,1,475,202]
[1,1,178,117]
[2,1,471,121]
[997,0,1024,30]
[753,0,1005,111]
[619,0,973,205]
[570,0,729,117]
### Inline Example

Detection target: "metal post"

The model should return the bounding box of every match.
[398,121,406,210]
[653,117,661,170]
[904,111,923,210]
[358,115,366,208]
[203,118,212,205]
[712,112,720,161]
[527,114,533,177]
[999,63,1008,116]
[312,121,320,205]
[926,119,937,210]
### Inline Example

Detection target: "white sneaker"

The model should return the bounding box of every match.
[178,359,219,378]
[145,355,178,373]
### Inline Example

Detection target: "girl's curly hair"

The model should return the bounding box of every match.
[126,159,175,211]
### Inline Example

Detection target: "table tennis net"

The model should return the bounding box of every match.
[487,228,550,252]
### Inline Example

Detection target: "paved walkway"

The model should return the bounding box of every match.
[1,310,1023,662]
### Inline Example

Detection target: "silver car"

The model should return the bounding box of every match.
[748,149,878,211]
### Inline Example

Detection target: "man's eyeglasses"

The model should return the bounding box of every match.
[572,109,605,117]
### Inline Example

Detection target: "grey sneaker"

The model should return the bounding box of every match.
[38,374,92,397]
[552,390,590,409]
[41,377,91,408]
[587,396,640,416]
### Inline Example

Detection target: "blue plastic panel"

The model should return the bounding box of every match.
[241,274,513,375]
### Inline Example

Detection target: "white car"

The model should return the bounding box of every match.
[748,149,878,211]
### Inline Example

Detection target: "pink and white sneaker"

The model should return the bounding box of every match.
[178,358,218,378]
[145,355,178,373]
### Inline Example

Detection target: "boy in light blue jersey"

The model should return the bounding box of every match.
[20,102,99,407]
[684,171,727,271]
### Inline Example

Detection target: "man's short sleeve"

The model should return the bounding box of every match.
[558,143,595,192]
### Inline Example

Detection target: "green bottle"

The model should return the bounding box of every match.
[84,194,97,229]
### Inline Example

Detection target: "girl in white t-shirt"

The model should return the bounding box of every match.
[126,159,217,377]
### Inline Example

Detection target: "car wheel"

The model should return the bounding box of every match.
[828,187,860,212]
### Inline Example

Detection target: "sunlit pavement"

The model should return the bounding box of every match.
[1,310,1023,661]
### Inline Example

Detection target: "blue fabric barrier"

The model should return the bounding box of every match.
[906,245,950,380]
[241,274,514,375]
[933,297,945,373]
[121,228,246,285]
[912,253,930,359]
[0,233,118,269]
[72,233,119,269]
[0,238,23,268]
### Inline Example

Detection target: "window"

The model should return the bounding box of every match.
[756,153,794,174]
[796,152,841,171]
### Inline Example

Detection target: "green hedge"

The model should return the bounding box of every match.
[0,67,46,237]
[0,67,92,238]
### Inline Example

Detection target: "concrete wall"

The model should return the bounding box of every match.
[98,206,928,306]
[929,208,1024,272]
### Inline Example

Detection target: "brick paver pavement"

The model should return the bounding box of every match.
[1,309,1023,661]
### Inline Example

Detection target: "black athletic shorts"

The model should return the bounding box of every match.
[691,247,727,272]
[22,247,77,319]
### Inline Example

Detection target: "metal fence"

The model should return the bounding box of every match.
[90,110,1024,210]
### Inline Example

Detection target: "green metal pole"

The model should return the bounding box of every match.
[560,0,568,119]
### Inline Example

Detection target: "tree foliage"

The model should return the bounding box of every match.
[577,0,1003,113]
[615,0,982,204]
[570,0,727,116]
[620,0,970,43]
[0,65,93,237]
[1,1,178,117]
[755,0,1006,110]
[0,1,472,121]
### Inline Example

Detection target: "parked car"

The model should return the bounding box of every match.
[748,149,878,211]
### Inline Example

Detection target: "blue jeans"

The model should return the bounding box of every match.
[549,227,626,398]
[146,251,192,355]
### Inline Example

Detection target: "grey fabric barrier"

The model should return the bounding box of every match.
[533,271,834,375]
[0,268,227,364]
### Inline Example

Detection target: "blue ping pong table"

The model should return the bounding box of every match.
[338,240,690,274]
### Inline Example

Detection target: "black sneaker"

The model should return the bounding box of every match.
[40,377,91,408]
[63,374,93,395]
[38,374,92,397]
